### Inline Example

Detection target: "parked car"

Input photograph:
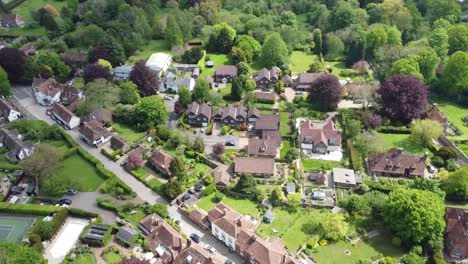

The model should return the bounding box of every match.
[57,199,72,205]
[427,165,436,173]
[225,260,235,264]
[204,244,217,254]
[65,189,78,195]
[225,140,236,146]
[163,95,173,100]
[182,194,191,202]
[190,233,201,243]
[120,160,128,167]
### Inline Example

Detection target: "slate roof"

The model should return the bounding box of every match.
[367,148,426,177]
[255,114,280,131]
[187,102,212,119]
[252,67,279,82]
[255,91,276,102]
[222,104,246,120]
[280,75,293,85]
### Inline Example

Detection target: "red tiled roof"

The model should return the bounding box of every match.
[300,119,341,146]
[367,148,426,177]
[148,150,172,176]
[234,157,274,175]
[33,78,63,97]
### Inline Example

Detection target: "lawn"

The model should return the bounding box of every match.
[255,102,275,109]
[52,154,104,192]
[290,51,317,74]
[327,61,366,82]
[280,140,292,160]
[200,53,230,78]
[280,112,292,136]
[43,139,71,156]
[377,133,427,155]
[127,40,171,64]
[112,122,146,144]
[302,159,342,171]
[311,236,404,264]
[102,252,122,264]
[74,254,96,264]
[192,163,212,176]
[11,0,67,22]
[197,193,261,217]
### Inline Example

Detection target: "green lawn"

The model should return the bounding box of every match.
[311,236,404,264]
[52,154,104,192]
[43,140,71,156]
[102,252,122,264]
[192,163,212,176]
[74,254,96,264]
[280,112,291,136]
[12,0,67,21]
[377,133,427,155]
[112,122,146,144]
[327,61,366,82]
[200,53,230,78]
[302,159,342,171]
[290,51,317,74]
[127,40,171,64]
[255,102,275,109]
[197,193,261,217]
[280,140,292,160]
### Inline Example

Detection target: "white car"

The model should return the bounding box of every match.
[204,244,217,254]
[164,95,173,100]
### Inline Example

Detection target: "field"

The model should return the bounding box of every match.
[290,51,317,74]
[302,159,341,171]
[52,154,104,192]
[327,61,366,82]
[11,0,67,22]
[377,133,427,155]
[126,40,171,64]
[0,215,35,242]
[200,53,230,78]
[197,193,261,217]
[112,122,146,144]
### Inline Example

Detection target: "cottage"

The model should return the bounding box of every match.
[294,72,324,91]
[247,108,261,123]
[88,109,112,126]
[212,167,231,187]
[32,78,63,106]
[255,91,276,103]
[332,168,356,188]
[51,103,81,129]
[148,149,172,177]
[110,136,130,152]
[186,102,211,127]
[0,98,21,122]
[214,65,237,82]
[280,75,294,87]
[298,119,341,155]
[0,14,24,28]
[234,157,275,177]
[444,207,468,261]
[367,148,427,178]
[221,104,246,127]
[79,120,112,147]
[146,52,172,73]
[252,67,280,90]
[0,129,34,161]
[112,65,133,80]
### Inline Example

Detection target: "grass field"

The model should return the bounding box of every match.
[327,61,366,82]
[53,154,104,192]
[290,51,317,74]
[197,193,261,217]
[12,0,67,22]
[280,112,292,135]
[0,215,35,242]
[377,133,427,155]
[127,40,171,64]
[200,53,230,78]
[302,159,341,171]
[112,122,146,144]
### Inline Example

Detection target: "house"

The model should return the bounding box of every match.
[255,114,280,134]
[294,72,324,91]
[444,207,468,261]
[332,168,356,188]
[174,242,222,264]
[88,109,112,126]
[110,136,130,152]
[162,76,196,93]
[32,78,63,106]
[247,108,261,123]
[60,86,83,104]
[425,104,449,131]
[298,119,342,155]
[79,120,112,147]
[146,52,172,73]
[116,225,137,246]
[221,104,247,127]
[255,91,276,103]
[252,67,280,90]
[0,129,34,161]
[112,65,133,80]
[148,149,172,177]
[234,157,275,177]
[367,148,427,178]
[51,103,81,129]
[0,98,21,122]
[281,75,293,87]
[186,102,211,127]
[214,65,237,82]
[0,14,24,28]
[247,132,281,158]
[188,208,210,230]
[212,107,223,122]
[211,167,231,187]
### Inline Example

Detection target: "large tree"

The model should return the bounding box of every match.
[0,66,11,96]
[235,174,257,196]
[384,189,445,244]
[260,33,289,68]
[308,74,343,111]
[192,79,210,103]
[410,120,443,146]
[21,144,61,193]
[378,75,428,123]
[134,95,168,130]
[166,15,184,47]
[320,213,349,241]
[177,86,191,107]
[447,25,468,54]
[0,48,27,83]
[129,60,160,97]
[430,27,449,60]
[0,242,47,264]
[234,35,261,63]
[83,63,112,83]
[120,81,141,104]
[441,166,468,200]
[439,51,468,97]
[355,131,389,155]
[126,152,144,171]
[211,23,236,53]
[76,79,121,116]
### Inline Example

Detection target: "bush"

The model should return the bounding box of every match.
[221,125,230,136]
[202,183,215,196]
[0,202,61,215]
[431,156,445,168]
[29,233,41,244]
[377,126,411,134]
[391,237,402,247]
[205,122,213,135]
[214,191,224,202]
[437,147,457,161]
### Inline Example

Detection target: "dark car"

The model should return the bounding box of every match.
[225,140,236,146]
[225,260,235,264]
[57,199,72,205]
[65,189,78,195]
[194,183,204,192]
[182,194,191,202]
[120,160,128,167]
[190,233,201,243]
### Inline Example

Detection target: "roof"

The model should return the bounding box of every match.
[255,92,276,102]
[252,67,279,82]
[212,107,223,118]
[255,114,280,131]
[174,243,222,264]
[0,98,18,117]
[444,207,468,258]
[51,103,78,123]
[204,75,214,84]
[235,229,290,264]
[248,137,280,157]
[146,52,172,70]
[110,136,127,150]
[79,120,112,142]
[222,104,246,120]
[89,109,112,124]
[174,77,194,88]
[247,107,261,119]
[188,208,209,227]
[234,157,275,175]
[332,168,356,185]
[215,65,237,76]
[186,102,211,119]
[280,75,293,84]
[33,78,63,97]
[295,72,323,84]
[286,182,296,193]
[300,119,341,146]
[212,167,231,186]
[208,203,256,238]
[148,150,172,176]
[0,128,33,160]
[113,65,133,73]
[367,148,426,177]
[426,105,448,124]
[0,14,23,27]
[117,225,137,242]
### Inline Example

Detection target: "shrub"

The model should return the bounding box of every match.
[391,237,402,247]
[0,202,61,215]
[221,125,230,135]
[437,147,457,161]
[431,156,445,167]
[319,239,328,246]
[202,183,215,196]
[29,233,41,244]
[214,191,224,202]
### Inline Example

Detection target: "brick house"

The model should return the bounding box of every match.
[367,148,427,178]
[148,149,172,177]
[214,65,237,82]
[298,119,341,155]
[186,102,212,127]
[252,67,280,90]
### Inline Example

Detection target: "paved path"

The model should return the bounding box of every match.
[62,192,117,224]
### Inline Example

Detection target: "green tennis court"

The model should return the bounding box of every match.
[0,215,35,242]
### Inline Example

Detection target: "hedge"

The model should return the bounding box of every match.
[377,126,411,134]
[0,163,22,170]
[347,139,361,171]
[0,202,62,215]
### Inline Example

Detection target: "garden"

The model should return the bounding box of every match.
[302,159,342,172]
[196,192,261,217]
[377,133,428,155]
[112,122,147,144]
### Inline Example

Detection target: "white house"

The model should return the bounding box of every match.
[162,76,195,93]
[0,128,34,161]
[0,98,21,122]
[146,53,172,73]
[32,78,63,106]
[112,65,133,80]
[51,103,80,129]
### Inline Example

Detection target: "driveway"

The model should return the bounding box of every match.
[62,192,116,224]
[160,93,178,129]
[284,88,296,102]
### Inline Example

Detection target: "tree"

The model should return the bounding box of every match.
[320,213,349,241]
[260,33,289,68]
[325,33,344,60]
[134,96,168,130]
[120,81,141,104]
[426,0,462,24]
[401,252,424,264]
[307,74,343,111]
[447,25,468,54]
[235,174,257,196]
[21,144,61,193]
[330,1,357,31]
[212,142,225,155]
[0,66,11,96]
[83,64,112,83]
[430,28,449,60]
[166,15,184,47]
[235,35,261,63]
[126,152,144,171]
[0,48,26,83]
[212,23,236,53]
[410,178,445,199]
[356,132,389,155]
[308,58,325,73]
[192,79,210,103]
[352,60,370,78]
[76,79,121,117]
[129,60,160,97]
[287,193,301,210]
[182,47,203,64]
[170,156,187,178]
[441,166,468,200]
[0,242,47,264]
[97,59,112,70]
[410,120,443,146]
[362,113,383,129]
[36,220,54,240]
[193,135,205,153]
[440,51,468,97]
[384,189,445,244]
[165,179,183,199]
[178,86,191,107]
[313,29,323,58]
[378,75,428,123]
[416,48,440,82]
[285,148,300,163]
[390,56,423,80]
[269,187,285,204]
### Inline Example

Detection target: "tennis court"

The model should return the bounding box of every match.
[0,215,35,242]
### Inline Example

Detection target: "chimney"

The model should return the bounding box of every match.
[178,237,184,251]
